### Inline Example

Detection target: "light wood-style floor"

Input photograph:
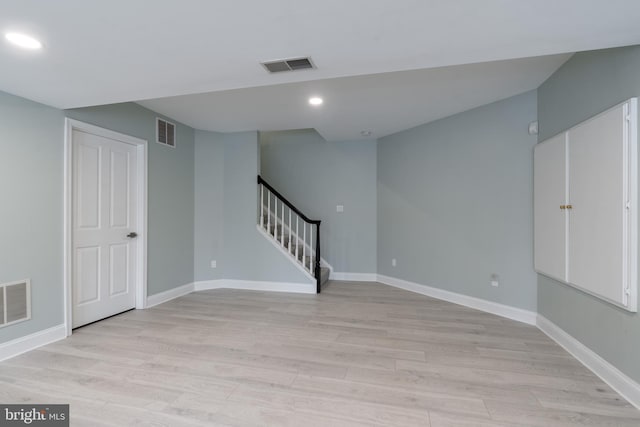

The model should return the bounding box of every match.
[0,281,638,426]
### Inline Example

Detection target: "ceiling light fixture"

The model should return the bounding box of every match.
[361,130,373,137]
[4,32,42,50]
[309,97,323,106]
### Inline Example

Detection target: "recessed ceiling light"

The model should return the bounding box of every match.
[309,97,323,106]
[5,32,42,50]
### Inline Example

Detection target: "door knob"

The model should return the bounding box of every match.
[126,232,138,238]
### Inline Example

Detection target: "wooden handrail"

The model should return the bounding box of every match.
[257,176,321,225]
[258,175,323,293]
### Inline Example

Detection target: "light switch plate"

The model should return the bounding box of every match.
[210,260,217,269]
[336,205,344,213]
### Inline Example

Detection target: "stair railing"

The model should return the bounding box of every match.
[257,175,322,293]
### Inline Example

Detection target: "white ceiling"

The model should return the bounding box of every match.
[139,54,571,141]
[2,1,640,139]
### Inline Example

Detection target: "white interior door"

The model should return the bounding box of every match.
[72,129,138,328]
[534,132,568,282]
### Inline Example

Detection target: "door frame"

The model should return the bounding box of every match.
[63,118,148,336]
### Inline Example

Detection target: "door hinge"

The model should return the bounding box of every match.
[626,201,631,210]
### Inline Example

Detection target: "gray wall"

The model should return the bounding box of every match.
[260,130,377,274]
[537,46,640,382]
[0,94,195,343]
[66,103,195,296]
[194,130,225,281]
[1,89,307,345]
[195,130,311,284]
[0,91,65,343]
[377,91,538,311]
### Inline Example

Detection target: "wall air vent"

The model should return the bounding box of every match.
[261,57,315,73]
[156,118,176,148]
[0,279,31,328]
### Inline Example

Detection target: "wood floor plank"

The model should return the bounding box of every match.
[290,373,491,418]
[345,366,540,405]
[227,382,431,426]
[484,399,640,427]
[0,280,637,426]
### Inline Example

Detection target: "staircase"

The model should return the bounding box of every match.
[257,175,330,293]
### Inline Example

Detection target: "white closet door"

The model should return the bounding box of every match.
[568,106,627,305]
[534,133,568,281]
[73,129,138,328]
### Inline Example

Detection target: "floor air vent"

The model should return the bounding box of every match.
[261,57,315,73]
[0,279,31,327]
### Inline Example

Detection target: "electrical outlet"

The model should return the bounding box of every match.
[210,260,217,269]
[490,273,499,287]
[336,205,344,213]
[392,258,397,267]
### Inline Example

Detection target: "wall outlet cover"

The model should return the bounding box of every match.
[336,205,344,213]
[210,260,217,269]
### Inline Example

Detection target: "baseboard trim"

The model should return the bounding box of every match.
[195,279,315,294]
[330,272,378,282]
[146,282,195,308]
[537,315,640,409]
[376,274,537,325]
[145,278,316,309]
[0,324,67,362]
[193,279,225,291]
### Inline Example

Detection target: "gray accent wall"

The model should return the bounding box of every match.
[195,130,311,284]
[0,91,65,343]
[377,91,538,311]
[0,93,196,343]
[65,103,195,296]
[260,130,377,274]
[1,90,306,345]
[194,130,225,281]
[537,46,640,383]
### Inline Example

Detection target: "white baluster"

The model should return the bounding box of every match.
[274,198,278,238]
[303,222,307,269]
[267,190,271,234]
[296,216,299,261]
[288,209,292,252]
[281,202,285,246]
[260,185,264,228]
[309,223,313,274]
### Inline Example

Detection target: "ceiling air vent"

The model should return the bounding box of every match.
[261,57,315,73]
[156,118,176,148]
